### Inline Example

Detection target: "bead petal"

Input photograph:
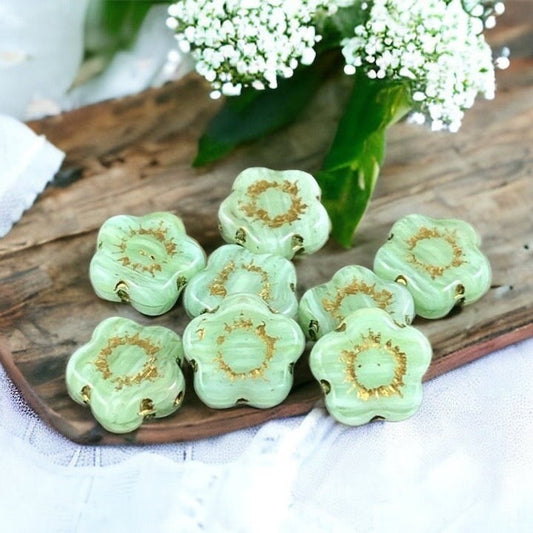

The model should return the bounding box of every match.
[218,167,331,259]
[309,308,432,426]
[299,264,415,340]
[90,212,206,315]
[66,317,186,433]
[373,214,491,319]
[183,294,305,408]
[183,244,298,318]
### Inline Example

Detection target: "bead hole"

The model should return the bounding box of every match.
[395,275,408,286]
[81,385,91,404]
[291,234,304,254]
[308,320,319,341]
[175,390,184,406]
[320,379,331,395]
[114,281,130,302]
[235,228,246,244]
[455,283,465,298]
[139,398,156,418]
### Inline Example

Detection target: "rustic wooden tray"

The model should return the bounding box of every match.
[1,6,532,444]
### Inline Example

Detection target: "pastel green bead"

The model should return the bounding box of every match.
[298,265,415,340]
[183,244,298,318]
[182,293,305,409]
[373,214,492,319]
[65,317,186,434]
[90,212,206,316]
[218,167,331,259]
[309,308,432,426]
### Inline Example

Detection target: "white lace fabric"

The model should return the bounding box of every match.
[0,114,64,237]
[0,338,532,532]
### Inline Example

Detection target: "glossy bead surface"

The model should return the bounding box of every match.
[183,294,305,409]
[218,167,331,259]
[90,212,206,315]
[298,265,415,340]
[183,244,298,318]
[66,317,185,434]
[309,308,432,426]
[373,214,491,319]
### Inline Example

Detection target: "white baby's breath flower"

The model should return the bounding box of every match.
[167,0,346,98]
[341,0,498,132]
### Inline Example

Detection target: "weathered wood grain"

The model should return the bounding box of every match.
[0,3,532,444]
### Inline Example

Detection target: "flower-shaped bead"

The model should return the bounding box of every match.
[373,214,492,319]
[299,265,415,340]
[309,308,432,426]
[90,212,206,315]
[218,167,331,259]
[183,244,298,318]
[182,294,305,409]
[66,317,186,434]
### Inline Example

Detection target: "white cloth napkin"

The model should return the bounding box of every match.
[0,0,88,119]
[0,114,64,237]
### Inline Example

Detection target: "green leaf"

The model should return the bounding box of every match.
[194,55,338,167]
[317,131,385,247]
[195,136,236,168]
[317,73,412,247]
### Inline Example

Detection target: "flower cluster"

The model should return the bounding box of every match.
[166,0,344,98]
[460,0,506,29]
[341,0,497,132]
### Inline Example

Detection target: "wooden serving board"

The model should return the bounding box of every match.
[1,5,532,444]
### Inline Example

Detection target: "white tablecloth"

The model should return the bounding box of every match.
[0,337,531,532]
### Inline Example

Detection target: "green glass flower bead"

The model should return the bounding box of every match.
[299,265,415,340]
[218,167,331,259]
[89,212,206,316]
[183,244,298,318]
[65,317,186,434]
[373,214,492,319]
[182,293,305,409]
[309,308,432,426]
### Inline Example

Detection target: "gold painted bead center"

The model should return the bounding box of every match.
[214,316,278,380]
[239,180,307,228]
[116,221,177,277]
[405,226,465,279]
[208,260,272,301]
[94,333,161,390]
[341,329,407,401]
[322,279,394,321]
